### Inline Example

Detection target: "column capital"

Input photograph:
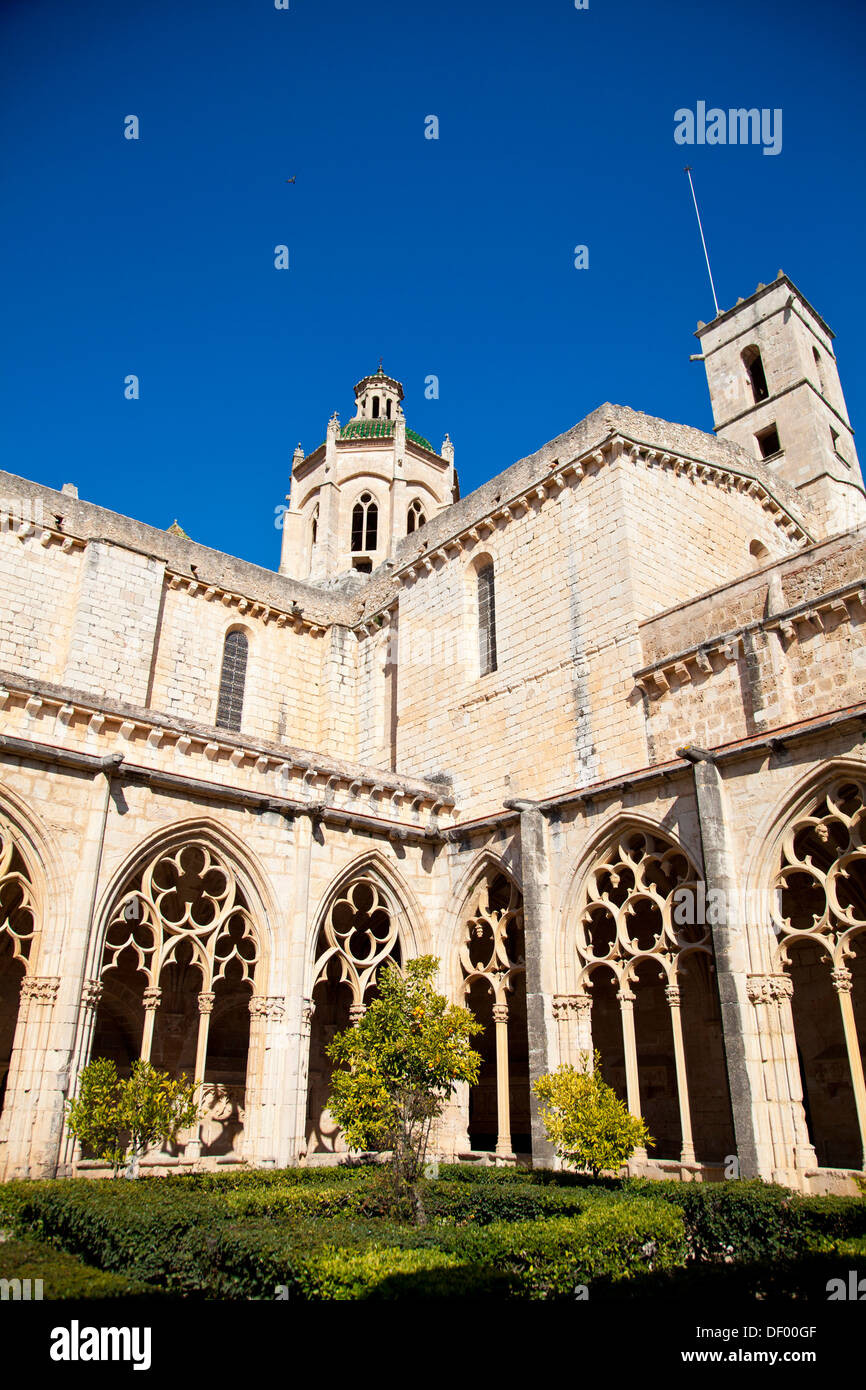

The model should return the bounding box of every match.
[142,986,162,1011]
[81,978,104,1011]
[20,975,60,1006]
[198,992,216,1014]
[249,995,286,1022]
[831,966,854,995]
[492,1003,509,1024]
[746,973,793,1005]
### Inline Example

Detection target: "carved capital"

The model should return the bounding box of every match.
[747,974,793,1005]
[348,1002,367,1026]
[20,975,60,1006]
[831,966,854,995]
[664,985,682,1008]
[198,992,216,1015]
[617,988,636,1006]
[142,986,162,1012]
[249,995,286,1023]
[492,1003,509,1024]
[81,978,104,1011]
[301,998,316,1029]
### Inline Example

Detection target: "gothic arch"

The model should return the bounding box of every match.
[558,811,704,992]
[560,815,733,1167]
[746,763,866,1170]
[304,850,424,1155]
[443,848,522,998]
[82,819,276,1164]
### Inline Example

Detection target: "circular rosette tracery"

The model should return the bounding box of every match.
[459,870,525,1000]
[312,876,400,1006]
[99,840,260,993]
[771,778,866,969]
[575,829,707,986]
[0,819,37,968]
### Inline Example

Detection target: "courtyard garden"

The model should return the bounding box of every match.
[1,1164,865,1301]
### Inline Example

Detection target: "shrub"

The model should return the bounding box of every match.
[533,1053,653,1177]
[65,1059,201,1178]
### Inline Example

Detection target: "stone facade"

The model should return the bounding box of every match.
[1,273,865,1192]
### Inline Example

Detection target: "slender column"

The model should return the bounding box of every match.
[140,987,161,1062]
[833,967,866,1170]
[618,985,647,1161]
[492,1001,512,1157]
[665,984,696,1165]
[184,992,214,1162]
[1,977,60,1175]
[746,973,815,1173]
[349,1002,367,1027]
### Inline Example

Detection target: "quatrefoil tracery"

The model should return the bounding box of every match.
[101,842,259,993]
[0,818,36,969]
[575,831,707,991]
[459,872,525,1005]
[312,876,400,1006]
[772,779,866,972]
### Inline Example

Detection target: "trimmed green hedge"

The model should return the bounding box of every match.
[0,1233,155,1299]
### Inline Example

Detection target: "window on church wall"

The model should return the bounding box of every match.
[386,400,392,419]
[310,505,318,548]
[216,629,248,733]
[372,396,380,419]
[0,818,37,1120]
[749,539,770,568]
[571,828,734,1166]
[743,345,769,404]
[90,842,261,1162]
[306,876,401,1155]
[351,493,378,553]
[407,499,426,535]
[771,778,866,1170]
[813,346,829,398]
[477,562,497,676]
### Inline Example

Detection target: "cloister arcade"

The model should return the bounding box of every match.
[0,785,864,1182]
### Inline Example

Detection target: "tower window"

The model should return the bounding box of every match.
[372,396,380,419]
[351,492,378,552]
[311,504,318,548]
[407,499,426,534]
[386,399,392,419]
[216,630,248,732]
[813,347,828,397]
[742,346,769,404]
[477,563,498,677]
[749,539,770,568]
[756,423,781,459]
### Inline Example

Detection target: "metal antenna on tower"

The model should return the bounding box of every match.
[684,166,720,318]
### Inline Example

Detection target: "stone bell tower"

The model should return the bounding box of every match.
[696,273,866,536]
[278,366,458,582]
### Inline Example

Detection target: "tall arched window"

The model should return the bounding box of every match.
[477,562,497,676]
[351,493,378,553]
[407,499,426,534]
[310,504,319,549]
[742,345,769,404]
[216,630,248,732]
[371,396,380,419]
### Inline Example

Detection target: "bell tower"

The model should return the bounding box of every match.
[696,273,866,536]
[277,366,458,582]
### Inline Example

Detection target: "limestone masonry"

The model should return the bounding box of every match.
[2,272,865,1190]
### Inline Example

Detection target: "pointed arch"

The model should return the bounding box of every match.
[560,813,732,1167]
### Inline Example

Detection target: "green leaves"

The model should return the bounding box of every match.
[533,1051,653,1177]
[66,1059,202,1178]
[326,957,482,1221]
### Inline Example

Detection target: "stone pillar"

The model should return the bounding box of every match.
[492,1001,512,1157]
[140,987,161,1063]
[184,992,214,1163]
[617,984,647,1162]
[0,977,60,1178]
[506,801,556,1168]
[665,984,696,1166]
[746,973,816,1177]
[832,966,866,1170]
[244,996,287,1163]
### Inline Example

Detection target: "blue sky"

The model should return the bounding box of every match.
[2,0,864,570]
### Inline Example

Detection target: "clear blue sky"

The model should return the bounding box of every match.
[2,0,864,570]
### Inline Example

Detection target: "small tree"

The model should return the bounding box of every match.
[326,956,481,1224]
[533,1050,653,1178]
[66,1058,201,1178]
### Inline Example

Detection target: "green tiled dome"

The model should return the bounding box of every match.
[339,420,436,453]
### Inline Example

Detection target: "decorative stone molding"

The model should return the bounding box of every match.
[20,975,59,1006]
[746,974,794,1005]
[832,967,854,995]
[249,996,286,1023]
[197,992,216,1014]
[81,978,104,1011]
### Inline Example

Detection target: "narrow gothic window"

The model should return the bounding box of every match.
[372,396,380,418]
[407,499,426,534]
[742,346,769,404]
[477,563,497,676]
[216,630,248,732]
[386,400,392,419]
[311,505,318,548]
[351,493,378,552]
